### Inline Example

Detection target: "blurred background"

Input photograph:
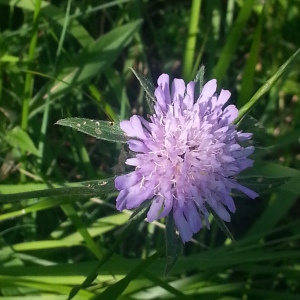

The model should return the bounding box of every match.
[0,0,299,299]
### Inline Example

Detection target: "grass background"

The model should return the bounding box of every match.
[0,0,300,299]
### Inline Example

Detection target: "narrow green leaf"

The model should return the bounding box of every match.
[246,189,299,237]
[237,47,300,121]
[206,204,235,241]
[60,203,103,260]
[93,251,162,300]
[5,127,40,157]
[56,118,127,143]
[238,6,264,106]
[48,20,142,98]
[193,65,206,97]
[237,176,291,195]
[212,0,256,81]
[0,178,115,203]
[165,214,182,275]
[130,67,156,114]
[240,161,300,178]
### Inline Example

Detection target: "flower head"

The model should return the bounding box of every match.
[115,74,258,242]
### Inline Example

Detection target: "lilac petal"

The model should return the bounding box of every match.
[115,172,141,190]
[125,158,140,166]
[237,159,254,171]
[157,73,171,105]
[222,105,239,124]
[176,188,186,209]
[119,120,133,137]
[126,181,156,209]
[235,183,259,199]
[137,115,151,132]
[217,89,231,107]
[236,132,253,141]
[128,140,149,153]
[201,79,217,98]
[131,115,148,139]
[171,79,185,101]
[219,155,236,163]
[232,146,255,159]
[223,193,236,212]
[116,190,128,211]
[186,201,202,233]
[214,203,231,222]
[147,196,164,222]
[173,206,193,243]
[157,190,173,219]
[183,81,195,110]
[155,86,168,113]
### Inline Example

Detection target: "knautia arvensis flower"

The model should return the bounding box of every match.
[115,74,258,242]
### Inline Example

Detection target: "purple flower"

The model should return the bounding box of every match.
[115,74,258,243]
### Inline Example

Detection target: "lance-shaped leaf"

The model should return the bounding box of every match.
[236,175,291,195]
[56,118,128,143]
[0,178,116,203]
[165,213,183,276]
[237,47,300,121]
[206,203,235,241]
[193,65,206,99]
[130,67,156,114]
[6,127,40,157]
[47,20,142,99]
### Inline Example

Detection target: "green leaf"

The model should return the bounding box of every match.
[165,214,182,276]
[193,65,206,98]
[206,204,235,241]
[5,127,40,157]
[56,118,127,143]
[130,67,156,114]
[93,251,162,300]
[237,176,291,195]
[237,5,264,106]
[212,0,256,81]
[237,47,300,121]
[48,20,142,98]
[0,178,116,203]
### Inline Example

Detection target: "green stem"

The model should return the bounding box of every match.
[21,0,42,181]
[182,0,202,81]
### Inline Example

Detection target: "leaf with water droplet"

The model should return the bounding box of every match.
[56,118,127,143]
[236,175,291,195]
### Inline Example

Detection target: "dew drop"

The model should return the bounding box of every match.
[77,123,81,127]
[83,121,87,125]
[257,177,263,183]
[95,128,102,135]
[95,121,100,126]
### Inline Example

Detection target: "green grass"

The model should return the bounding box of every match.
[0,0,300,299]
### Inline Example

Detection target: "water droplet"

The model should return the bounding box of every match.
[257,177,263,183]
[95,128,102,135]
[98,181,107,186]
[77,123,80,127]
[83,121,87,125]
[95,121,100,126]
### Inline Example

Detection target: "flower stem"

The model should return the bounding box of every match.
[183,0,202,81]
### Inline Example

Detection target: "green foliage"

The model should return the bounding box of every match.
[0,0,300,299]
